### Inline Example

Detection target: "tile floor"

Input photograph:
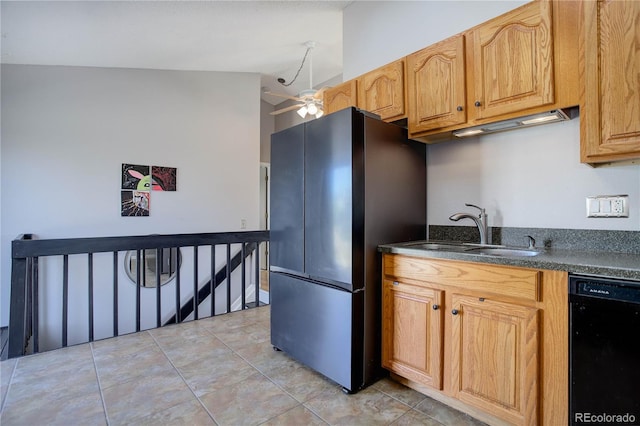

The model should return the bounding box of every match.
[0,306,485,426]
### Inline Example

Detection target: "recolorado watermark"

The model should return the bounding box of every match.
[575,412,637,424]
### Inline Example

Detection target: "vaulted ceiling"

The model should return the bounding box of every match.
[1,1,352,105]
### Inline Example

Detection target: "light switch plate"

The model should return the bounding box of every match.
[586,195,629,217]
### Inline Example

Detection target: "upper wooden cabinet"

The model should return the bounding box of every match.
[407,0,579,142]
[357,60,406,121]
[407,34,467,134]
[468,0,554,120]
[323,79,358,115]
[580,0,640,165]
[324,60,406,122]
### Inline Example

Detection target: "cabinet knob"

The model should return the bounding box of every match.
[432,304,440,310]
[474,101,481,107]
[456,106,463,112]
[452,309,459,315]
[393,281,399,286]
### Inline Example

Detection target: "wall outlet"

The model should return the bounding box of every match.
[241,219,247,229]
[586,195,629,218]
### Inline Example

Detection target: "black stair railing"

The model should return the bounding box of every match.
[8,231,269,359]
[164,242,258,325]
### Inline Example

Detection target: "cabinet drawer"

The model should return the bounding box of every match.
[383,254,540,302]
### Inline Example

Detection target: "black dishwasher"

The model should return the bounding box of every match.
[569,274,640,425]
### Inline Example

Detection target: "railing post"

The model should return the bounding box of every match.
[8,255,28,358]
[226,244,231,313]
[156,248,162,327]
[210,245,216,316]
[254,244,260,308]
[241,243,246,310]
[32,257,39,353]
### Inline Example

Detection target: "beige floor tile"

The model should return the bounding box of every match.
[303,386,412,426]
[157,334,232,368]
[212,322,271,352]
[0,305,490,426]
[261,404,329,426]
[148,320,216,342]
[372,377,428,407]
[260,358,339,403]
[91,331,156,358]
[233,339,292,372]
[177,351,257,397]
[414,397,487,425]
[102,369,195,424]
[202,307,269,332]
[119,399,215,426]
[1,389,106,426]
[12,344,94,381]
[390,408,444,425]
[199,371,298,426]
[6,358,99,406]
[93,341,174,389]
[1,358,17,407]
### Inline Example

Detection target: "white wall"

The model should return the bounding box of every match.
[343,1,526,80]
[343,1,640,231]
[260,99,275,163]
[1,64,262,326]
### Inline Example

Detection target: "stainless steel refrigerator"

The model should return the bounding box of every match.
[269,107,426,393]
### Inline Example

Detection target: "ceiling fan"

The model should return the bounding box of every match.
[267,41,326,119]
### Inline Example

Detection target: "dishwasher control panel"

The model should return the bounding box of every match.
[570,275,640,304]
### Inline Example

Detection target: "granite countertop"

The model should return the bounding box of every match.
[379,240,640,281]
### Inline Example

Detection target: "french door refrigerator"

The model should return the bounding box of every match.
[269,107,426,393]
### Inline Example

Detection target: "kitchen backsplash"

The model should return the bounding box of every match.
[428,226,640,255]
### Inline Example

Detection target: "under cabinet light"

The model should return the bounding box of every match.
[452,109,571,138]
[452,128,484,137]
[520,112,568,125]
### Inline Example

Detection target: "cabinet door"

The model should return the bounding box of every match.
[450,295,538,426]
[357,60,405,121]
[323,80,358,115]
[407,34,466,134]
[470,0,554,120]
[382,278,443,389]
[581,0,640,164]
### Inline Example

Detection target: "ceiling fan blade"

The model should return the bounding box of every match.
[270,104,305,116]
[264,91,301,102]
[313,86,329,99]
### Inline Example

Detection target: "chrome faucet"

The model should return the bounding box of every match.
[449,203,489,245]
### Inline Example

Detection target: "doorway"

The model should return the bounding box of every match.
[259,163,270,291]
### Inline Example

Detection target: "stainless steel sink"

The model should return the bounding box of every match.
[408,242,471,252]
[465,247,540,257]
[402,241,541,257]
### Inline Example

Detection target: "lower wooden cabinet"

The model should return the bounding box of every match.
[382,254,568,426]
[450,295,538,425]
[382,278,443,389]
